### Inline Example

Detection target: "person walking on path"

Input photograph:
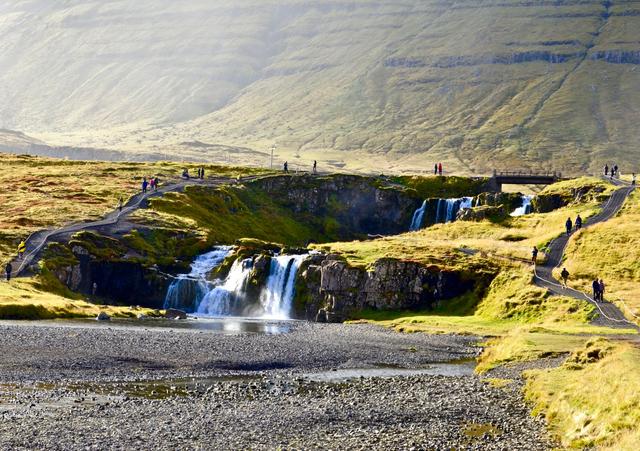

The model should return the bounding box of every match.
[575,214,583,230]
[604,164,609,176]
[614,165,619,177]
[117,197,124,214]
[142,177,148,194]
[632,173,636,186]
[560,267,570,288]
[531,246,539,264]
[592,278,601,301]
[313,160,317,174]
[197,168,201,179]
[5,262,12,282]
[434,163,438,175]
[154,176,159,191]
[599,278,606,301]
[200,168,205,180]
[149,177,155,191]
[284,161,288,173]
[438,162,443,176]
[17,240,26,259]
[565,217,573,235]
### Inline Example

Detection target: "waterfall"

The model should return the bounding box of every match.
[436,197,474,223]
[259,255,307,319]
[510,195,533,217]
[163,247,232,311]
[410,200,427,231]
[196,257,254,316]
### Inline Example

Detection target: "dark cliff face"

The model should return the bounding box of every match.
[295,254,493,323]
[250,174,421,238]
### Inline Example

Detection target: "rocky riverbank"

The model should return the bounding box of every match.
[0,320,555,449]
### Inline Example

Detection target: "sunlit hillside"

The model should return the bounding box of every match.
[1,0,640,174]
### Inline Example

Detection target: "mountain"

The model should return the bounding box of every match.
[1,0,639,174]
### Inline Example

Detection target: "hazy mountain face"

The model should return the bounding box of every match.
[1,0,639,174]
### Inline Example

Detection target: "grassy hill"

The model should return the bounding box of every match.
[1,1,639,174]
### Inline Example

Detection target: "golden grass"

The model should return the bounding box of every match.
[0,278,155,319]
[525,339,640,449]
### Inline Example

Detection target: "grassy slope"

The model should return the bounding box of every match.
[562,189,640,321]
[13,1,639,175]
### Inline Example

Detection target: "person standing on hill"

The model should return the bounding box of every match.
[561,267,570,288]
[531,246,539,264]
[604,164,609,176]
[117,197,123,214]
[154,176,159,190]
[434,163,438,175]
[565,217,573,235]
[5,262,12,282]
[142,177,148,193]
[149,177,155,191]
[313,160,317,174]
[284,161,288,173]
[592,278,601,301]
[599,279,606,301]
[614,165,619,176]
[438,162,443,176]
[575,214,583,230]
[17,240,26,259]
[200,168,205,180]
[632,173,636,186]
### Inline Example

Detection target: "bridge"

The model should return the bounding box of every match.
[486,170,562,192]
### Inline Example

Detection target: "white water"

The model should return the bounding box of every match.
[259,255,308,319]
[410,200,427,231]
[510,195,533,216]
[196,258,254,316]
[435,197,474,223]
[163,247,232,311]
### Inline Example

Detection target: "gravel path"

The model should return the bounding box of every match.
[0,321,555,450]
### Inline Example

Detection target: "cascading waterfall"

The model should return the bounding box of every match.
[163,247,232,311]
[197,257,254,316]
[435,197,474,224]
[259,255,308,319]
[410,200,427,231]
[510,195,533,216]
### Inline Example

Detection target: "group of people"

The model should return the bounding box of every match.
[282,160,318,174]
[181,168,206,180]
[604,164,619,178]
[565,214,582,235]
[142,176,160,193]
[434,162,443,176]
[592,278,607,301]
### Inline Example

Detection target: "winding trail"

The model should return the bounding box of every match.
[11,175,259,277]
[533,177,638,329]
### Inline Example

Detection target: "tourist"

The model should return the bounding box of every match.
[599,279,606,301]
[614,165,619,177]
[313,160,317,174]
[434,163,438,175]
[182,169,189,179]
[5,262,11,282]
[565,217,573,235]
[604,164,609,176]
[154,176,159,190]
[438,162,443,176]
[592,278,601,301]
[632,173,636,186]
[197,168,201,179]
[118,197,123,213]
[575,214,583,230]
[284,161,288,173]
[149,177,155,191]
[560,267,570,288]
[142,177,148,193]
[201,168,205,180]
[531,246,539,264]
[17,240,26,258]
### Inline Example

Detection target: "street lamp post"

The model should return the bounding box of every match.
[270,144,276,169]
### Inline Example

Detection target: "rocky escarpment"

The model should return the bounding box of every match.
[295,254,496,323]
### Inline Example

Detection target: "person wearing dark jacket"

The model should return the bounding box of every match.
[565,218,573,235]
[561,267,570,288]
[532,246,539,264]
[575,215,583,230]
[592,279,601,301]
[604,164,609,176]
[5,262,12,282]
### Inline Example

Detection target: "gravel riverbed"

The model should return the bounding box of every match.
[0,320,555,449]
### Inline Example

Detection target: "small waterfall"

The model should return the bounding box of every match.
[410,200,427,231]
[260,255,308,319]
[197,258,254,316]
[436,197,474,223]
[510,195,533,217]
[163,247,232,311]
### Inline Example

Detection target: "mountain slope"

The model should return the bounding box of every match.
[1,0,639,174]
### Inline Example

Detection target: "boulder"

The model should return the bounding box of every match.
[96,312,111,321]
[165,308,187,320]
[457,205,507,222]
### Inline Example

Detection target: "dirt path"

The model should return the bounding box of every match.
[534,178,637,329]
[10,175,258,277]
